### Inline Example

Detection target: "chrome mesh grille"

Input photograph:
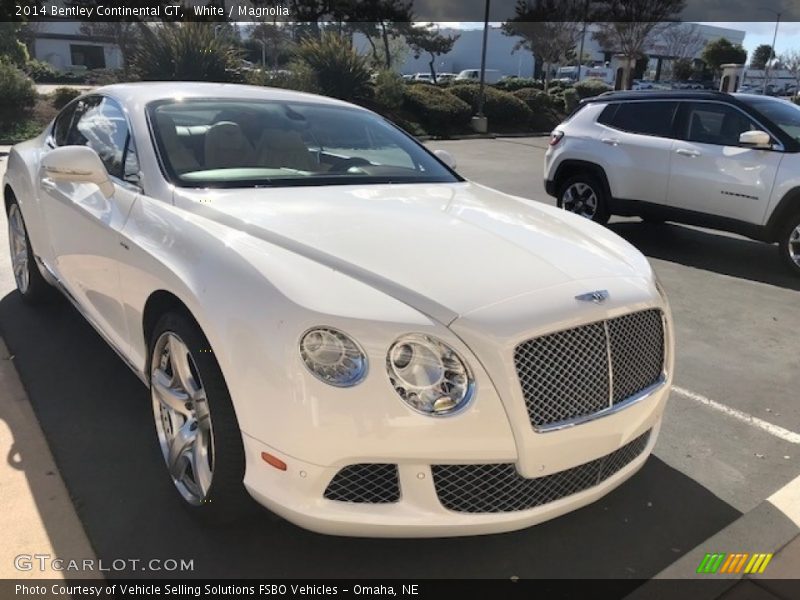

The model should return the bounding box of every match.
[514,309,664,429]
[323,464,400,503]
[608,310,665,403]
[432,430,651,513]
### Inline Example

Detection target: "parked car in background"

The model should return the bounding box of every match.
[455,69,503,84]
[412,72,433,82]
[437,73,457,83]
[545,90,800,275]
[4,82,672,537]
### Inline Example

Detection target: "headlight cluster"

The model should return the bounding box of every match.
[300,329,474,416]
[299,328,368,387]
[387,334,474,416]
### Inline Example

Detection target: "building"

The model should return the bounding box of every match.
[358,23,746,81]
[29,21,123,72]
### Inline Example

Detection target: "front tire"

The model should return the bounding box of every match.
[7,202,53,304]
[149,311,254,522]
[778,213,800,276]
[557,174,610,225]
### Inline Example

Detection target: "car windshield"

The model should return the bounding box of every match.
[739,96,800,142]
[147,98,459,188]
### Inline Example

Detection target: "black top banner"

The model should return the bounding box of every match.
[4,0,799,23]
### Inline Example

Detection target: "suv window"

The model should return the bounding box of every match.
[70,96,131,179]
[602,101,678,137]
[682,102,757,146]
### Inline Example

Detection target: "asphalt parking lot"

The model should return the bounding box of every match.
[0,138,798,583]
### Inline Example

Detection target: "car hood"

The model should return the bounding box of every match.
[174,182,651,324]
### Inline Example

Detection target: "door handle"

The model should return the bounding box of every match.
[676,148,701,157]
[601,138,620,146]
[41,178,57,190]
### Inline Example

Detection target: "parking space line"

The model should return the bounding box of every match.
[672,385,800,445]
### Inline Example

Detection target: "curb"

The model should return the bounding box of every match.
[626,474,800,600]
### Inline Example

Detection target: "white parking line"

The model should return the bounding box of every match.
[672,385,800,445]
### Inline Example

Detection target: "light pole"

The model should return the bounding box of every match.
[477,0,491,119]
[761,9,781,94]
[255,39,266,68]
[576,0,590,82]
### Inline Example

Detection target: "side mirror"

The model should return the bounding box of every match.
[42,146,114,198]
[434,148,457,170]
[739,130,772,149]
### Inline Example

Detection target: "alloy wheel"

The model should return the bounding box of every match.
[789,225,800,268]
[562,182,598,219]
[151,331,215,505]
[8,205,30,294]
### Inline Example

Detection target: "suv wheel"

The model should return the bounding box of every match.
[557,174,610,224]
[778,213,800,276]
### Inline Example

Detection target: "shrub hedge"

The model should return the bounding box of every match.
[51,87,82,109]
[401,84,471,135]
[574,79,612,99]
[448,84,533,128]
[0,61,36,128]
[495,77,542,92]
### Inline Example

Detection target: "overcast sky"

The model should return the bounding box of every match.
[438,21,800,56]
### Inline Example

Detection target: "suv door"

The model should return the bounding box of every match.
[595,100,679,205]
[667,101,784,224]
[39,95,140,350]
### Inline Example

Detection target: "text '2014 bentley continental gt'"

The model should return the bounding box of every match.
[3,83,673,537]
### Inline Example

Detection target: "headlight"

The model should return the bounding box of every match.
[386,334,474,416]
[299,327,367,387]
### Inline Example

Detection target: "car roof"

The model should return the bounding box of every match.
[583,90,732,103]
[93,82,358,110]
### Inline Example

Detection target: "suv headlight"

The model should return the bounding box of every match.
[300,327,367,387]
[387,334,474,416]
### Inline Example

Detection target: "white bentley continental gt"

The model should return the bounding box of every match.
[3,83,673,537]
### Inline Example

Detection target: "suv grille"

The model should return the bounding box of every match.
[432,430,651,513]
[514,309,664,429]
[323,464,400,503]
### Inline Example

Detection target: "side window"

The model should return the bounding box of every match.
[71,96,130,179]
[683,102,757,146]
[52,102,80,146]
[608,101,678,138]
[597,103,619,126]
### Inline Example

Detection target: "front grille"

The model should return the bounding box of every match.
[432,430,651,513]
[323,464,400,503]
[515,309,664,429]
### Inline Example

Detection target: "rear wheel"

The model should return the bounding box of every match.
[7,202,52,304]
[778,213,800,276]
[557,174,610,225]
[149,311,254,522]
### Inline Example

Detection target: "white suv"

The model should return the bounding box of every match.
[544,91,800,275]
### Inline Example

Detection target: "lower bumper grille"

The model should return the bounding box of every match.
[431,430,651,513]
[324,464,400,503]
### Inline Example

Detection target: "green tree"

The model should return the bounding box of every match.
[750,44,773,70]
[672,58,694,81]
[502,0,584,91]
[348,0,414,69]
[131,23,242,83]
[0,22,30,67]
[294,32,371,101]
[590,0,687,90]
[406,25,459,84]
[701,37,747,77]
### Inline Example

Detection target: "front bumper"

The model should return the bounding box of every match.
[241,385,667,537]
